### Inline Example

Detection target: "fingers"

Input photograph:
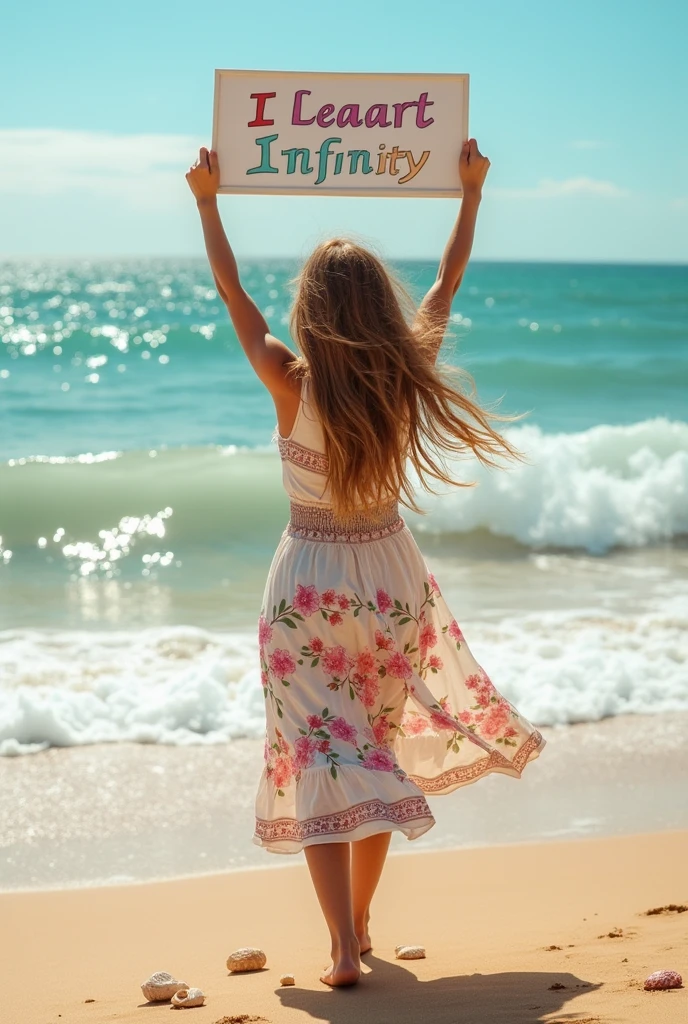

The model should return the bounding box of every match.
[209,150,220,173]
[466,138,490,167]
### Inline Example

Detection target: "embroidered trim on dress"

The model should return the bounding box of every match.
[277,436,329,476]
[408,729,545,793]
[287,501,405,544]
[254,794,432,844]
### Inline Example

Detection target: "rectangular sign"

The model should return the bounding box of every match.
[212,70,469,198]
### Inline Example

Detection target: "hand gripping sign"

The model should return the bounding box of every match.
[212,70,469,198]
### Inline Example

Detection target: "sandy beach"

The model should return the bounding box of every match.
[2,829,686,1023]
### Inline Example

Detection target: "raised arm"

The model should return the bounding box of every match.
[415,138,491,358]
[185,147,298,405]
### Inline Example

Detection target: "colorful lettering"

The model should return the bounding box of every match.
[336,104,363,128]
[314,137,342,185]
[316,103,336,128]
[292,90,316,126]
[281,147,313,175]
[415,92,435,128]
[364,103,391,128]
[347,150,373,175]
[246,134,279,175]
[399,149,430,184]
[248,92,276,128]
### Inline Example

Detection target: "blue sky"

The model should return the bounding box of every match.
[2,0,687,261]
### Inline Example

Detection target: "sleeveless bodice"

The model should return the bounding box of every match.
[276,379,332,507]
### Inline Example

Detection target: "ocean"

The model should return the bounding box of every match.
[1,258,687,757]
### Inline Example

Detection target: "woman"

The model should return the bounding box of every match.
[186,139,544,987]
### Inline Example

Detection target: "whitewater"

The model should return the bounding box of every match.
[2,418,687,558]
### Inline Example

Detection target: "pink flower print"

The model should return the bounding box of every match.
[430,711,455,731]
[419,622,438,656]
[362,747,396,772]
[402,713,429,736]
[354,649,377,677]
[458,709,473,725]
[329,611,343,626]
[309,637,324,654]
[329,717,357,743]
[428,573,440,596]
[376,588,393,614]
[306,714,324,731]
[293,583,320,617]
[272,754,294,789]
[322,645,352,677]
[504,725,518,738]
[269,648,296,678]
[466,669,497,709]
[316,738,331,753]
[321,588,336,606]
[352,649,380,707]
[293,735,317,770]
[448,619,465,644]
[372,715,389,745]
[428,654,443,671]
[358,676,380,708]
[480,702,511,739]
[439,697,453,715]
[385,651,413,680]
[337,594,350,610]
[374,629,395,651]
[275,729,290,754]
[258,615,273,647]
[260,669,269,688]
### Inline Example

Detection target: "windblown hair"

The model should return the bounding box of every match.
[289,238,523,518]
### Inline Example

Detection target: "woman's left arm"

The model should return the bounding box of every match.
[186,148,296,396]
[414,138,490,360]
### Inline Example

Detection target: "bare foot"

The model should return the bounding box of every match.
[320,939,361,987]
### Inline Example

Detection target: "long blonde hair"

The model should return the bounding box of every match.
[289,238,522,517]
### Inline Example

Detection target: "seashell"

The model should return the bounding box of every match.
[171,987,205,1008]
[226,947,267,973]
[395,945,426,960]
[644,970,683,991]
[141,971,189,1002]
[279,974,295,986]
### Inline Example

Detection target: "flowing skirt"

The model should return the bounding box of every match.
[254,516,544,854]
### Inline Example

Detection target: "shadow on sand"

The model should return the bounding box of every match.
[277,952,601,1024]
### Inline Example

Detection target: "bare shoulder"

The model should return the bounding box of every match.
[261,335,302,437]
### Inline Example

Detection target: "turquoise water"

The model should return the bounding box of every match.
[1,260,686,457]
[1,258,687,753]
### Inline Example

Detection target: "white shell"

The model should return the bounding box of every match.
[171,987,205,1008]
[280,974,295,986]
[141,971,189,1002]
[395,945,426,960]
[226,947,267,972]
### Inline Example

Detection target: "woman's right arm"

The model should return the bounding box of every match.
[415,138,491,359]
[186,148,297,398]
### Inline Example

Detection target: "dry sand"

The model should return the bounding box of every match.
[2,830,686,1024]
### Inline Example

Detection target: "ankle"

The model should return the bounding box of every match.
[331,933,359,956]
[353,912,370,935]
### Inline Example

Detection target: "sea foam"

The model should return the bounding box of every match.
[2,418,686,556]
[1,603,686,756]
[409,418,688,554]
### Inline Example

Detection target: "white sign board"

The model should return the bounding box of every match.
[212,70,469,198]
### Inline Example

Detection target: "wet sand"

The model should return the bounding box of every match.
[2,712,687,891]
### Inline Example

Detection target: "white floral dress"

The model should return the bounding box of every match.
[254,380,544,853]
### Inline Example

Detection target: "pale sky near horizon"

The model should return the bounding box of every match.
[2,0,687,262]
